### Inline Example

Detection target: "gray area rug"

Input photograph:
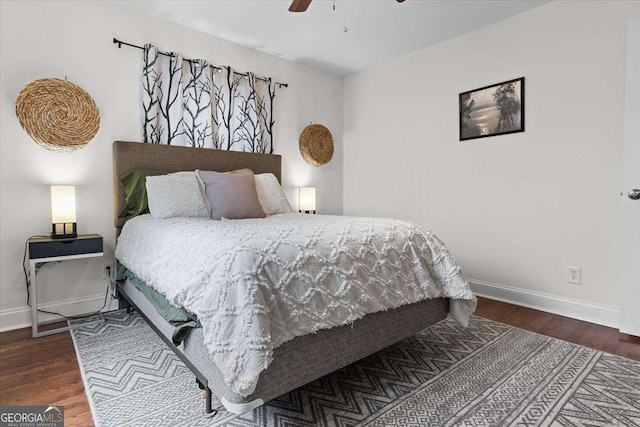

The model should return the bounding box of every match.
[70,310,640,427]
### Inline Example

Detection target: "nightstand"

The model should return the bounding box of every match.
[28,234,104,338]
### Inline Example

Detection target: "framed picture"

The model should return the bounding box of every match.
[459,77,525,141]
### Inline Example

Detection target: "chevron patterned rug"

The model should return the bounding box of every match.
[70,310,640,427]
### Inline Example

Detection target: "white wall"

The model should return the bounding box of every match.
[344,1,639,322]
[0,0,343,331]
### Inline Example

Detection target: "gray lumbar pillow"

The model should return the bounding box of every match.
[196,169,266,220]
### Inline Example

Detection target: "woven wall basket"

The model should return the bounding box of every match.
[15,78,100,152]
[299,124,334,167]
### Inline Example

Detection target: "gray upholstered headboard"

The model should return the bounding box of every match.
[113,141,282,230]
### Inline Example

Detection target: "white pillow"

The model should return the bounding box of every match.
[172,171,205,194]
[145,175,209,219]
[255,173,293,215]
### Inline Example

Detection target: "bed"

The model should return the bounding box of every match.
[112,140,476,416]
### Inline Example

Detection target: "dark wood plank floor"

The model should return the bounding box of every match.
[1,297,638,427]
[0,322,92,427]
[474,298,640,361]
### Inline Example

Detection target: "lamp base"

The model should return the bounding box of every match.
[299,210,316,214]
[51,222,77,239]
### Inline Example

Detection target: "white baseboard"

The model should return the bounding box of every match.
[468,279,620,329]
[1,279,620,332]
[0,293,119,332]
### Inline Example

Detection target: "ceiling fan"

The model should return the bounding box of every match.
[289,0,405,13]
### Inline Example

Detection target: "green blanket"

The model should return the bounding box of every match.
[117,266,200,345]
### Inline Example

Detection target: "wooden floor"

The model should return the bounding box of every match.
[0,322,92,426]
[1,297,638,426]
[474,298,640,361]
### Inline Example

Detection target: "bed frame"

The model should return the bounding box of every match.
[112,140,449,416]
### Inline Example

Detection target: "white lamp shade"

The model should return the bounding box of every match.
[299,187,316,211]
[51,185,76,223]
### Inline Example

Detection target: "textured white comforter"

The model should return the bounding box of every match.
[115,213,476,396]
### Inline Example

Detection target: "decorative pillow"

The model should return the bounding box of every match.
[255,173,292,215]
[145,175,209,219]
[197,169,266,220]
[118,168,163,219]
[171,171,206,199]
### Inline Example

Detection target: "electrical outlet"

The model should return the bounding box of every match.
[567,266,581,284]
[101,262,115,281]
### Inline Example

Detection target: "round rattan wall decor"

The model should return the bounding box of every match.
[15,78,100,152]
[299,124,334,167]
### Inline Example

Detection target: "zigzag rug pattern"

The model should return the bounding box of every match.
[71,311,640,426]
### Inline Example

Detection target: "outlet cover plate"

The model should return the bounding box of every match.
[567,266,581,284]
[101,262,115,280]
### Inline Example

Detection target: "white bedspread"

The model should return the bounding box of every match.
[115,213,476,396]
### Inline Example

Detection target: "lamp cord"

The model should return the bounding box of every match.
[23,236,111,320]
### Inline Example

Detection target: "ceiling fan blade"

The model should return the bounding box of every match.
[289,0,312,12]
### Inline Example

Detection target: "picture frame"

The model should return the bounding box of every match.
[459,77,525,141]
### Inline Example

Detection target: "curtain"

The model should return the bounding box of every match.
[142,44,277,153]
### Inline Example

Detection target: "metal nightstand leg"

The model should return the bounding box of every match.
[30,260,38,338]
[30,260,75,338]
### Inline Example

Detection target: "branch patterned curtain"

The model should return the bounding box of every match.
[142,44,277,153]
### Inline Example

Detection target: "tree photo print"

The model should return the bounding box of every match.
[459,77,524,141]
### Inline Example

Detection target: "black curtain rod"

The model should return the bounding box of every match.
[113,38,288,88]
